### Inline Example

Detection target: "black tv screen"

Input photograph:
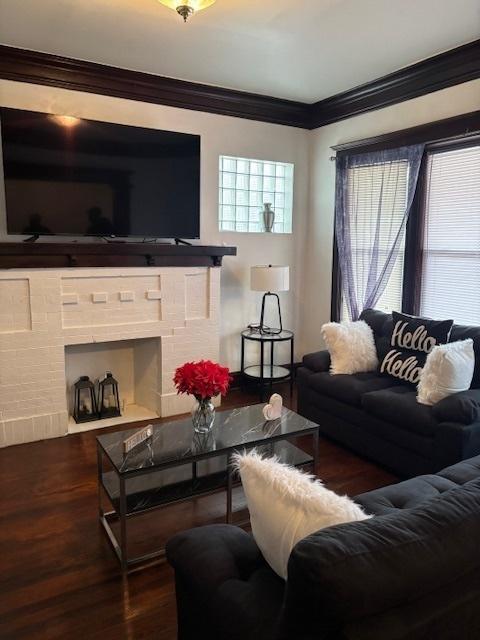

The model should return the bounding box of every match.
[0,107,200,239]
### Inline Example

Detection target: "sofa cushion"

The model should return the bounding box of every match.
[301,350,330,373]
[306,371,399,407]
[436,455,480,485]
[299,384,435,463]
[354,474,458,516]
[430,388,480,425]
[362,386,438,436]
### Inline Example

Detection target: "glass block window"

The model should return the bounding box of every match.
[219,155,294,233]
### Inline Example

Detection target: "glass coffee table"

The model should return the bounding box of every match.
[96,404,320,572]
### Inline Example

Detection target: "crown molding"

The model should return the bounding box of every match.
[332,110,480,156]
[309,40,480,129]
[0,45,310,128]
[0,41,478,130]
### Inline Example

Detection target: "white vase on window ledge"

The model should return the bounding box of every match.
[262,203,275,232]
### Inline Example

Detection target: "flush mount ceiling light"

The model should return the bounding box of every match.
[50,115,81,127]
[158,0,216,22]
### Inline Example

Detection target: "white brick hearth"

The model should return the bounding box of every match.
[0,266,220,447]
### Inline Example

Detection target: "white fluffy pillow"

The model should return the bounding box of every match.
[417,339,475,406]
[321,320,378,375]
[234,451,370,579]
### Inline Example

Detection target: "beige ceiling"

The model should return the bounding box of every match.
[0,0,478,102]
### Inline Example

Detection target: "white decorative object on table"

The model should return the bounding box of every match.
[123,424,153,454]
[262,393,283,420]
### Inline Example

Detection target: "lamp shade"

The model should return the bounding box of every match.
[250,265,289,292]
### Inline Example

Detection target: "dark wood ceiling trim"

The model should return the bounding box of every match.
[0,45,310,129]
[309,40,480,129]
[332,111,480,156]
[0,41,478,131]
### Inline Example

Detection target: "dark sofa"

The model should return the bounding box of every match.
[297,308,480,477]
[167,456,480,640]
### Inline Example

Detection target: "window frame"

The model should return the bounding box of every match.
[413,139,480,321]
[330,111,480,321]
[218,155,294,234]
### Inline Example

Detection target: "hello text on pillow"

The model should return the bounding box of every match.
[390,311,453,353]
[380,312,454,385]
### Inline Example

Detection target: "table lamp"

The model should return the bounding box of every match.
[250,265,290,334]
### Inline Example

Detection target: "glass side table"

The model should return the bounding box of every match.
[241,329,294,401]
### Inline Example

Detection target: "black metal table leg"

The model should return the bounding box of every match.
[119,477,128,572]
[270,340,274,395]
[290,335,295,397]
[312,428,320,475]
[260,340,265,401]
[97,444,103,519]
[240,334,245,392]
[226,454,233,523]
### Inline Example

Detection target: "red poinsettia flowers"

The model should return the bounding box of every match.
[174,360,232,400]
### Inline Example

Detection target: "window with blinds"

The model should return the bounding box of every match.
[340,160,408,320]
[420,144,480,324]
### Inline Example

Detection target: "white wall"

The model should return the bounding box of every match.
[0,79,310,370]
[1,77,478,368]
[301,79,480,355]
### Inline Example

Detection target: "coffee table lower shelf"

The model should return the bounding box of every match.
[98,440,313,572]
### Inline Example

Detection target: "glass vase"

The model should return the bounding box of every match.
[192,396,215,434]
[262,202,275,232]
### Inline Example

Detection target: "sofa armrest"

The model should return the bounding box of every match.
[167,525,284,640]
[302,350,331,373]
[166,524,264,603]
[432,389,480,425]
[434,420,480,470]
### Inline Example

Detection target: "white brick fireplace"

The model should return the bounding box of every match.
[0,266,220,447]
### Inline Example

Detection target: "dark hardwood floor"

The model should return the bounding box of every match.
[0,384,397,640]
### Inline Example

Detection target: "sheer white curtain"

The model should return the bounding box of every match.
[335,145,424,321]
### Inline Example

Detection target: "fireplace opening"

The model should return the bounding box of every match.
[65,338,161,432]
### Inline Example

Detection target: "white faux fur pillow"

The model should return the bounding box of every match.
[417,339,475,406]
[234,451,370,579]
[321,320,379,375]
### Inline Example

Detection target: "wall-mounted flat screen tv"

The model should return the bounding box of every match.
[0,107,200,239]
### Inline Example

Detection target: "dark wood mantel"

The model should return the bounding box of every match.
[0,242,237,269]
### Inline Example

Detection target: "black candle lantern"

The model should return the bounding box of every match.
[98,371,121,419]
[73,376,98,423]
